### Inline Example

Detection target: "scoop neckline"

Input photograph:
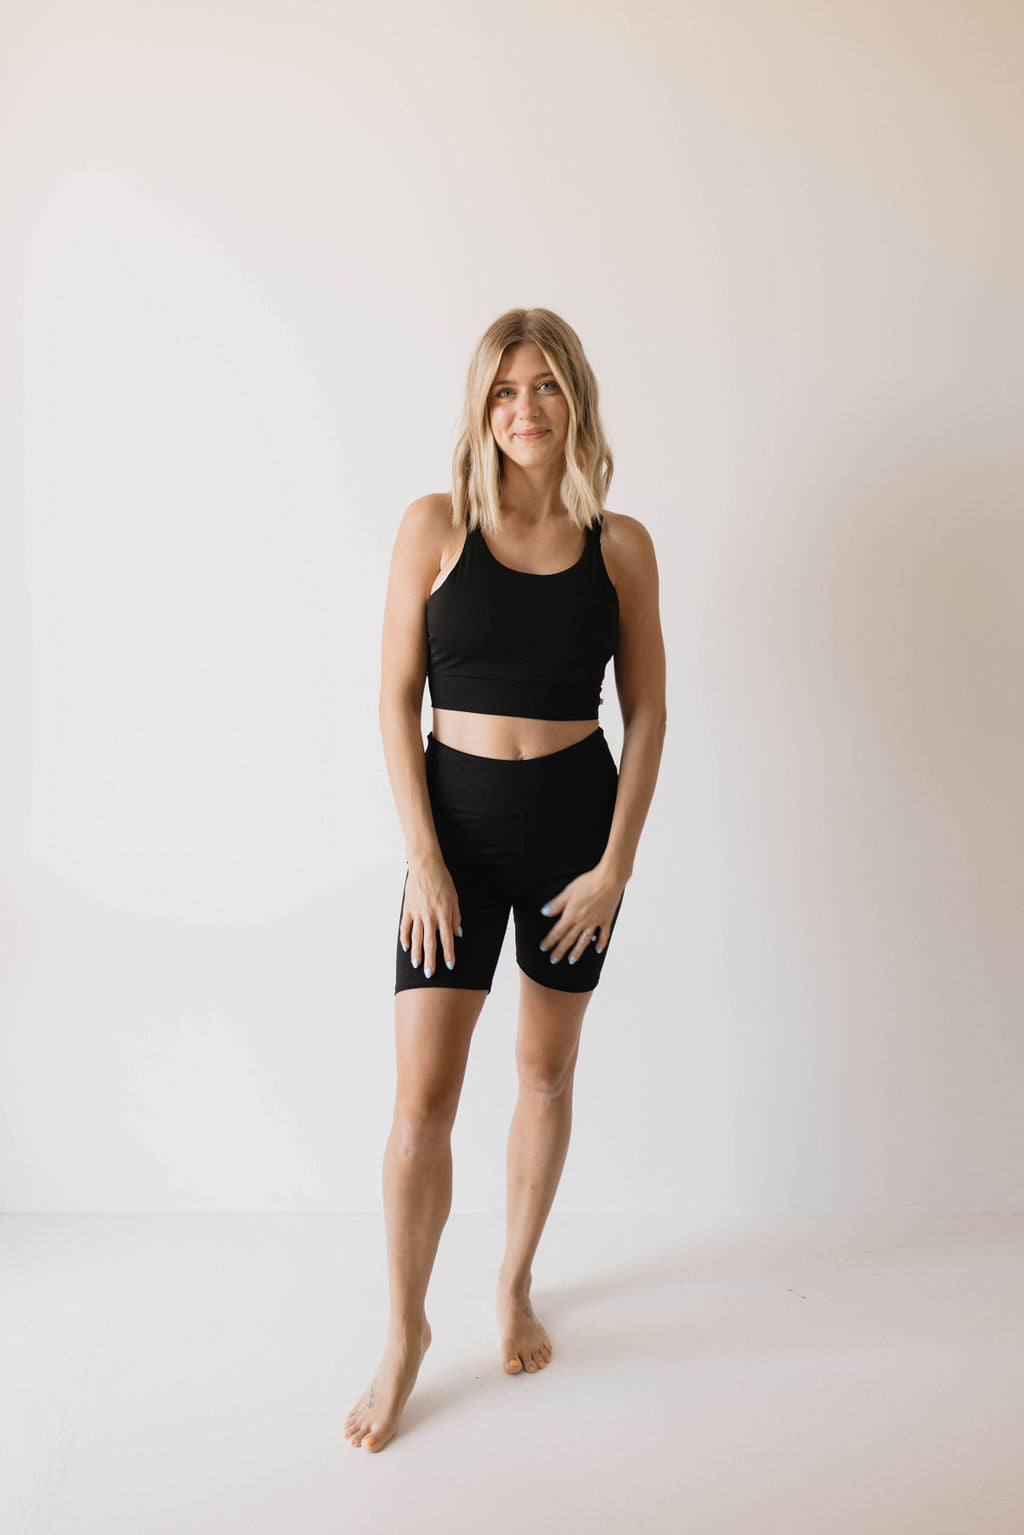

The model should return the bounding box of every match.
[477,523,591,578]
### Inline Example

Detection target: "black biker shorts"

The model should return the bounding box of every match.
[395,727,624,995]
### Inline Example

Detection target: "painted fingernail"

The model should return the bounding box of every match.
[540,904,551,915]
[456,925,463,937]
[567,955,576,965]
[549,953,560,964]
[401,942,408,952]
[424,966,433,978]
[411,956,419,968]
[539,942,548,952]
[446,960,454,970]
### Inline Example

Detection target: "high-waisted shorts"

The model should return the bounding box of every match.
[395,726,624,995]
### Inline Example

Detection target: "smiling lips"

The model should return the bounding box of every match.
[517,429,548,438]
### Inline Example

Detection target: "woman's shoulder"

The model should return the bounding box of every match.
[395,494,464,594]
[402,491,459,528]
[397,493,463,546]
[598,510,658,590]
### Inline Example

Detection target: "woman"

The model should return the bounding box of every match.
[345,307,666,1452]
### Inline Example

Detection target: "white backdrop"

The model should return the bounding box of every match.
[1,0,1020,1214]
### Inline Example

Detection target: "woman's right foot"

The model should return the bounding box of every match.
[344,1319,432,1453]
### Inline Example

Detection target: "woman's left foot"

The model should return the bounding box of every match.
[497,1275,552,1375]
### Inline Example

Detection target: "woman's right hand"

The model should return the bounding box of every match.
[400,855,463,977]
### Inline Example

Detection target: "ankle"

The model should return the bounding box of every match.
[497,1266,532,1298]
[386,1313,429,1344]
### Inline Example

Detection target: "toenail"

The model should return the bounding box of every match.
[365,1436,376,1447]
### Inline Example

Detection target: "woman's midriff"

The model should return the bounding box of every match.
[431,708,600,762]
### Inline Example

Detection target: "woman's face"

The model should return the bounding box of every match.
[487,341,569,468]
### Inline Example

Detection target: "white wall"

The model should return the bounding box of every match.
[1,0,1020,1214]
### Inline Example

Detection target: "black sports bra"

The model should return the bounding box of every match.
[425,518,620,721]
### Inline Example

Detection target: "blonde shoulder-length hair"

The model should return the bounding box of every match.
[449,308,614,537]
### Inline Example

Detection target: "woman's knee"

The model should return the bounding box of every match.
[391,1092,460,1155]
[515,1050,578,1099]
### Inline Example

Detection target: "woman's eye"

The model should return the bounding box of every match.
[496,382,557,399]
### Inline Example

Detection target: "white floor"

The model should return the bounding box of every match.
[2,1211,1022,1535]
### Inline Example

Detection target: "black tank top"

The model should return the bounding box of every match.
[425,518,620,720]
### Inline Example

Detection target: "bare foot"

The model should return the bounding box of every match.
[344,1319,432,1453]
[497,1278,552,1376]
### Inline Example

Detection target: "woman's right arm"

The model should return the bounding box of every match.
[378,496,461,976]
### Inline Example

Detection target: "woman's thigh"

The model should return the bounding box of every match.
[393,986,489,1126]
[512,759,623,994]
[514,971,591,1091]
[394,861,513,994]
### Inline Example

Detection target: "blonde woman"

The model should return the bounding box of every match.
[345,307,666,1452]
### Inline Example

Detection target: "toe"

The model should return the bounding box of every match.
[504,1356,523,1374]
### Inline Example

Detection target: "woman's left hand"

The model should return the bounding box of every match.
[538,865,625,963]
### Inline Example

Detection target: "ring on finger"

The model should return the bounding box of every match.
[567,928,590,966]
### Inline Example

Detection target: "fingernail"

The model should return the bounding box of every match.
[567,955,576,965]
[456,925,463,937]
[401,941,408,952]
[424,966,433,978]
[446,960,454,970]
[540,903,551,915]
[411,957,419,968]
[538,942,548,952]
[549,953,560,964]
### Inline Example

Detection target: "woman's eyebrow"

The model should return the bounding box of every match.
[493,371,555,386]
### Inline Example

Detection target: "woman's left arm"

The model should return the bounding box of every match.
[536,513,667,962]
[598,512,668,884]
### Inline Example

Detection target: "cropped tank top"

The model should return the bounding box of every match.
[425,517,620,720]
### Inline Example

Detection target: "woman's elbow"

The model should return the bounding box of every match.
[621,700,668,732]
[379,681,424,719]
